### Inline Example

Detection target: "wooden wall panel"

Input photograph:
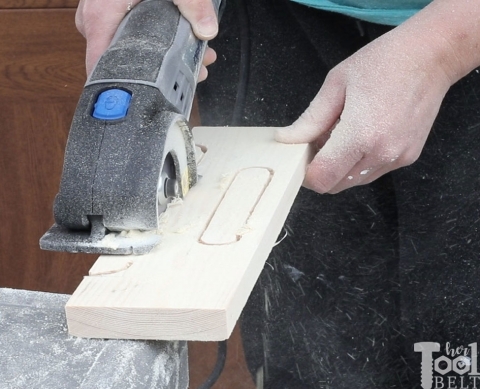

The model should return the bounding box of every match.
[0,9,96,294]
[0,1,78,9]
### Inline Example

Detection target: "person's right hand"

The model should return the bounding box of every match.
[75,0,219,78]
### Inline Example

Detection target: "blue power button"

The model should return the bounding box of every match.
[92,89,132,120]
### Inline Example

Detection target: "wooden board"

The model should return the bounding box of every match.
[66,126,311,341]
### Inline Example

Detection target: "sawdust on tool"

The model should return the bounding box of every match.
[237,214,260,237]
[99,229,159,250]
[157,197,198,234]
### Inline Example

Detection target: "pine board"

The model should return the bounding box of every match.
[66,126,311,341]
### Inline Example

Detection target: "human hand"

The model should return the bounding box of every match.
[75,0,219,78]
[275,27,453,194]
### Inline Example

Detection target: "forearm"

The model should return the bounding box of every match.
[398,0,480,85]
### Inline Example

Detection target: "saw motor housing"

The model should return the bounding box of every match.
[40,0,222,254]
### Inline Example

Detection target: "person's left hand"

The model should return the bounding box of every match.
[275,25,453,194]
[75,0,218,77]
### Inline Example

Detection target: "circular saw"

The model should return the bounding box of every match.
[40,0,223,255]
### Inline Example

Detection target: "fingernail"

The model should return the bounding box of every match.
[196,16,218,38]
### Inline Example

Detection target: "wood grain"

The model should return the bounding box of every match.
[66,126,310,341]
[0,0,78,9]
[0,9,96,294]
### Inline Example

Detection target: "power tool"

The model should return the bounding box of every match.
[40,0,222,255]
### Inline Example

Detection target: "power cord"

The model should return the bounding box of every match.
[197,341,228,389]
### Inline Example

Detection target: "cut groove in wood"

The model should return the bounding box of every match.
[66,126,310,341]
[200,167,272,245]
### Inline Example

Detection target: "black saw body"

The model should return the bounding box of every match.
[40,0,222,254]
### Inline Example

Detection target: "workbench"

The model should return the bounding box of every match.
[0,288,188,388]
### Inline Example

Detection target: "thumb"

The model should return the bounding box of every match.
[275,75,346,144]
[173,0,219,40]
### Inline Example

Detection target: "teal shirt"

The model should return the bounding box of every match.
[291,0,432,25]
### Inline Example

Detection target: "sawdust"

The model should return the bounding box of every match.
[119,229,158,238]
[219,173,234,189]
[237,215,259,237]
[273,228,289,247]
[169,197,183,206]
[99,229,159,250]
[157,199,184,231]
[158,211,170,228]
[0,288,186,388]
[237,223,253,237]
[157,198,198,235]
[99,233,121,250]
[89,261,134,276]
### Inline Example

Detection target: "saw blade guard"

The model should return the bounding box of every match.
[40,100,197,254]
[51,82,198,231]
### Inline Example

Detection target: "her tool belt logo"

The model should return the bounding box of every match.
[415,342,480,388]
